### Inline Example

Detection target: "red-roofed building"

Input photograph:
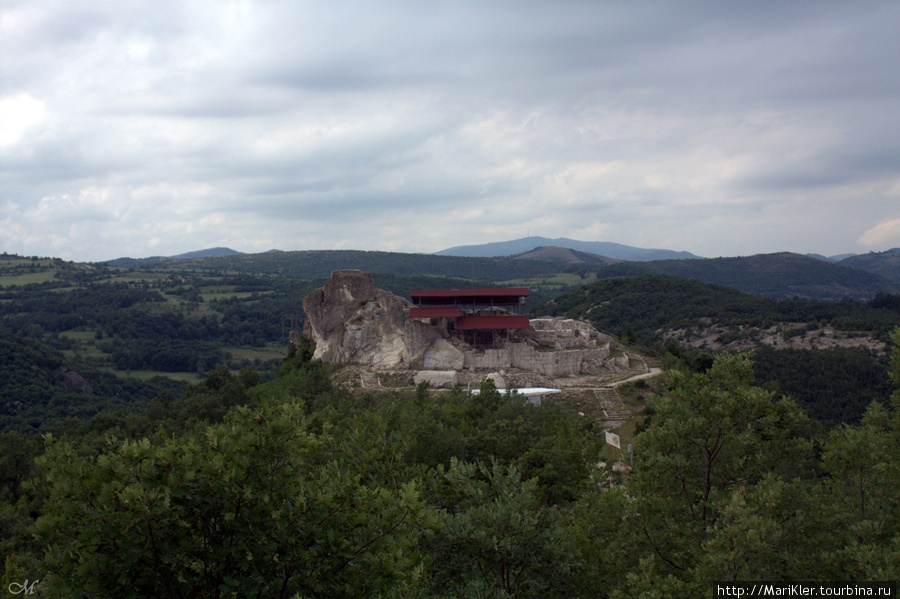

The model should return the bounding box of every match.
[408,287,530,333]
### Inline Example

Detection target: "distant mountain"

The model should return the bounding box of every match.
[436,237,701,261]
[614,252,900,300]
[839,248,900,283]
[103,247,243,267]
[807,253,858,263]
[98,247,899,301]
[103,255,169,268]
[511,246,620,265]
[170,247,244,260]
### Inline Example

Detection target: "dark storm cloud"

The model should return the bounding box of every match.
[2,0,899,260]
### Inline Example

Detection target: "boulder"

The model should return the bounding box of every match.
[302,270,441,369]
[526,317,616,350]
[414,370,459,389]
[423,338,465,370]
[485,372,507,389]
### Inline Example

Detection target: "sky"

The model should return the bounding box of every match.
[2,1,900,263]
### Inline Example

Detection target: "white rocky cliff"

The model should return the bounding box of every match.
[302,269,452,369]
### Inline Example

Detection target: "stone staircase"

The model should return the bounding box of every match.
[553,387,632,423]
[595,388,631,421]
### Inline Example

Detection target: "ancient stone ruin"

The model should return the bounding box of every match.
[301,270,631,387]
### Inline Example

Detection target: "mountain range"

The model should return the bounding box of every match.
[92,236,900,300]
[435,236,701,261]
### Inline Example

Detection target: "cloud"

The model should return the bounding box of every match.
[2,1,900,261]
[859,219,900,249]
[0,93,46,146]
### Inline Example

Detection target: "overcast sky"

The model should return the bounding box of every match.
[2,1,900,262]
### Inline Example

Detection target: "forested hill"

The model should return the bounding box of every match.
[102,249,900,300]
[539,274,900,347]
[598,252,900,299]
[102,249,577,282]
[538,274,900,424]
[840,248,900,282]
[0,332,183,432]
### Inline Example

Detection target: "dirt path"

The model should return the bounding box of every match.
[604,367,664,388]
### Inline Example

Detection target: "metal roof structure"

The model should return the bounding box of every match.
[409,287,528,307]
[408,287,530,330]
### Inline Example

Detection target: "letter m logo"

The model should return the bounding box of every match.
[8,579,39,595]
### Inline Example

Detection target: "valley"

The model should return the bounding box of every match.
[2,245,900,595]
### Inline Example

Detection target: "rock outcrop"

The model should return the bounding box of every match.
[53,366,93,394]
[302,270,463,370]
[302,270,625,381]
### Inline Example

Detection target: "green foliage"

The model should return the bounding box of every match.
[426,459,577,598]
[0,332,182,433]
[34,402,437,599]
[1,554,28,597]
[815,401,900,579]
[279,334,316,375]
[7,329,900,596]
[606,354,820,592]
[752,346,893,424]
[630,354,812,543]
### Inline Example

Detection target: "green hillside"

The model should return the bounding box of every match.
[538,274,900,423]
[841,248,900,282]
[102,248,900,300]
[538,274,900,346]
[0,332,184,432]
[595,252,900,299]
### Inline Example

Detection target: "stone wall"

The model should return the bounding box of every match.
[462,342,624,377]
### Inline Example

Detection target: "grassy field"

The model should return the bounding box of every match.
[0,270,58,286]
[0,257,58,286]
[224,345,287,363]
[94,270,173,284]
[500,272,597,290]
[59,331,110,364]
[103,369,206,383]
[199,289,274,301]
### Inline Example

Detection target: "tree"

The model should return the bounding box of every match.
[815,401,900,580]
[425,458,577,598]
[616,353,814,592]
[34,400,437,598]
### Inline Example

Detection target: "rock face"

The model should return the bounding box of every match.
[302,270,623,378]
[526,317,615,349]
[53,366,93,394]
[302,270,462,369]
[414,370,459,388]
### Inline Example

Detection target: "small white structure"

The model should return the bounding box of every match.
[470,386,562,406]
